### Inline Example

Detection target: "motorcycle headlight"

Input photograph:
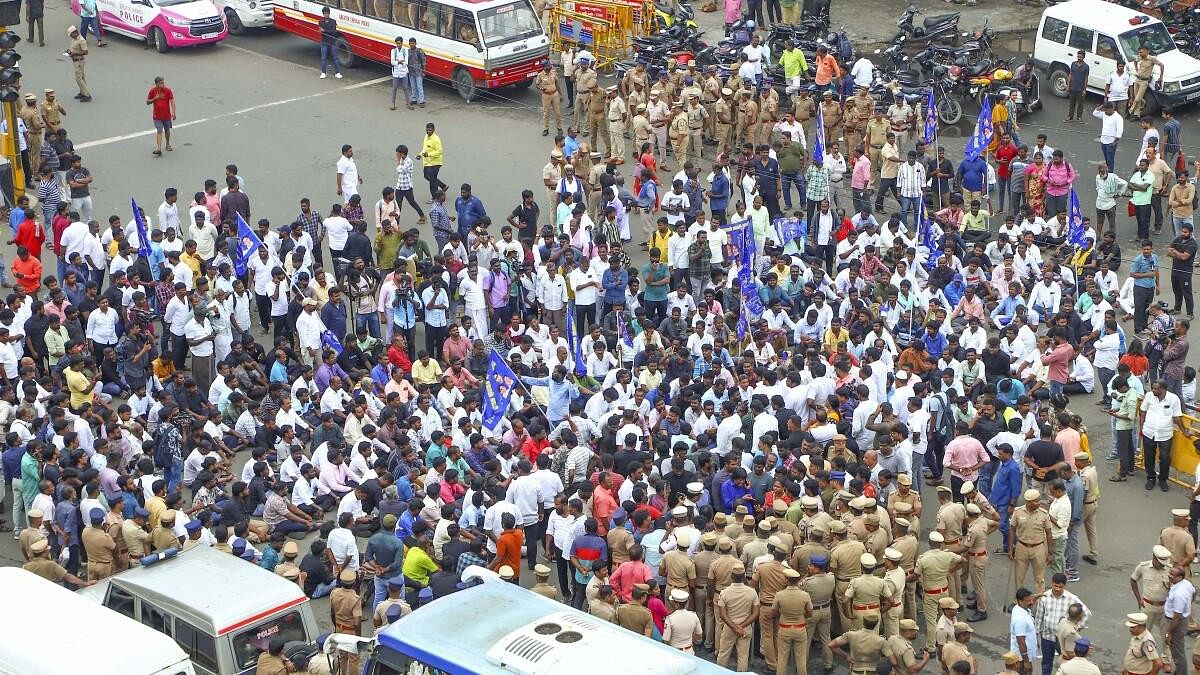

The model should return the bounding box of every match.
[165,15,190,26]
[1164,81,1182,93]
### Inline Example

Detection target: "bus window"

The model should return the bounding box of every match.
[451,8,479,47]
[366,0,392,20]
[421,1,447,35]
[342,0,365,13]
[477,0,540,47]
[391,0,415,27]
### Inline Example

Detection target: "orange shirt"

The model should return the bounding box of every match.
[814,54,840,86]
[10,255,42,294]
[495,528,524,573]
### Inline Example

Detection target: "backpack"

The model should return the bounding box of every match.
[153,426,174,471]
[932,392,954,441]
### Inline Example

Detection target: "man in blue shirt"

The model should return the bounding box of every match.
[454,183,487,237]
[600,256,628,317]
[956,154,988,201]
[321,288,348,343]
[988,443,1022,544]
[1129,241,1159,332]
[521,366,581,429]
[753,145,783,219]
[922,322,948,360]
[710,167,730,223]
[365,513,406,610]
[990,282,1026,329]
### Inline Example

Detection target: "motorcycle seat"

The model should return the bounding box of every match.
[922,12,960,27]
[965,60,993,76]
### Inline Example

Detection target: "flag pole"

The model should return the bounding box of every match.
[485,344,551,422]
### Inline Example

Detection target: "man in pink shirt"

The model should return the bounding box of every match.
[851,147,873,213]
[943,422,989,500]
[1039,149,1076,218]
[609,544,654,601]
[1053,414,1081,466]
[1039,331,1076,399]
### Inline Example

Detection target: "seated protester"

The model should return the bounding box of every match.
[254,417,284,455]
[320,448,355,499]
[246,460,275,516]
[263,480,317,536]
[299,539,338,598]
[292,462,333,516]
[219,481,269,543]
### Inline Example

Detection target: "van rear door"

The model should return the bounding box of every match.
[1064,23,1097,89]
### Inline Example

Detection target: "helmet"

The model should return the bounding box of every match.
[948,65,963,78]
[745,19,755,29]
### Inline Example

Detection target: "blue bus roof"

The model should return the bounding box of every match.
[377,581,744,675]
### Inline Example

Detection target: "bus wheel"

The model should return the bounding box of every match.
[335,39,357,68]
[150,27,170,53]
[454,68,477,102]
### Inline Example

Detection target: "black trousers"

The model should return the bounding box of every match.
[1133,284,1155,332]
[423,165,447,198]
[396,187,425,217]
[171,333,188,369]
[1143,435,1172,482]
[255,293,272,331]
[576,303,596,335]
[523,523,540,571]
[425,324,448,360]
[1151,192,1164,231]
[1172,271,1194,315]
[1135,203,1152,239]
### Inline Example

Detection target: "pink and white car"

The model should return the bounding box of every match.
[72,0,228,52]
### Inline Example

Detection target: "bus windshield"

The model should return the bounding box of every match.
[1119,23,1176,57]
[477,0,541,47]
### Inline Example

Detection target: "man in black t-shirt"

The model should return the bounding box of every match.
[1024,424,1067,496]
[1167,221,1197,317]
[317,7,343,80]
[300,539,337,597]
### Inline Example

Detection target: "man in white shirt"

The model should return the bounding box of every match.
[851,55,874,88]
[336,144,362,202]
[1092,102,1124,172]
[185,307,217,393]
[157,188,181,238]
[1141,380,1183,490]
[324,203,354,259]
[295,298,326,368]
[327,516,360,570]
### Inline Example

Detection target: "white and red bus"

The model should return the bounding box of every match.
[274,0,549,101]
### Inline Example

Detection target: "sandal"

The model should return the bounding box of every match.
[165,145,173,152]
[1109,475,1127,482]
[152,149,162,156]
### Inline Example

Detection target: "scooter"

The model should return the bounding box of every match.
[894,4,961,45]
[653,0,698,32]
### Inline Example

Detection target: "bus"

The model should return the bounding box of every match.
[273,0,549,101]
[360,566,744,675]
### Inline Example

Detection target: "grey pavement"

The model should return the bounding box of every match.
[1,3,1198,674]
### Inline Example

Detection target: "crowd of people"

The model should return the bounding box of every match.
[6,5,1200,674]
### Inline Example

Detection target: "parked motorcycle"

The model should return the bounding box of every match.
[893,4,961,45]
[653,0,698,32]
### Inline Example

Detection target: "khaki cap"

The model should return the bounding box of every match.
[743,515,757,526]
[935,485,952,495]
[633,582,650,592]
[714,512,728,524]
[534,563,552,576]
[896,473,912,486]
[859,553,877,567]
[730,561,746,573]
[721,87,733,95]
[717,536,734,551]
[965,503,981,515]
[929,531,945,543]
[954,621,974,633]
[895,517,911,528]
[650,88,661,96]
[1126,612,1149,627]
[1172,508,1190,518]
[498,565,515,579]
[1023,489,1042,502]
[636,103,647,111]
[938,597,959,609]
[161,510,176,523]
[801,496,820,508]
[900,618,919,631]
[675,532,692,548]
[44,89,54,94]
[767,535,783,549]
[1002,652,1021,664]
[773,500,788,514]
[669,588,690,603]
[28,509,43,519]
[701,532,719,545]
[828,521,847,534]
[735,504,750,515]
[339,569,357,583]
[837,490,854,501]
[23,93,35,101]
[959,481,976,495]
[282,541,299,555]
[861,612,880,622]
[884,547,902,562]
[30,539,48,554]
[1154,545,1172,559]
[849,497,867,510]
[1076,452,1091,461]
[782,567,801,579]
[281,567,300,580]
[672,505,688,517]
[864,514,879,526]
[757,520,772,533]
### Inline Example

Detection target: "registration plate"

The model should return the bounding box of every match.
[1187,89,1200,101]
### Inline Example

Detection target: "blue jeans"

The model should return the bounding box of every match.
[899,195,921,226]
[781,171,801,209]
[356,311,381,339]
[1041,637,1059,675]
[79,16,102,42]
[1100,142,1117,172]
[165,457,182,495]
[311,579,338,598]
[409,74,425,104]
[373,574,403,611]
[319,43,341,75]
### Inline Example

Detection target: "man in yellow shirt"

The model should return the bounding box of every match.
[412,352,443,386]
[65,355,94,409]
[417,122,447,200]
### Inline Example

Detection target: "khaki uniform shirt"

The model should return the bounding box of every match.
[1131,560,1172,602]
[936,501,967,543]
[663,609,702,648]
[964,518,994,556]
[941,641,972,670]
[834,628,886,669]
[741,538,769,568]
[577,69,599,96]
[255,654,288,675]
[738,99,759,126]
[718,582,760,623]
[935,614,957,647]
[884,567,906,603]
[1135,55,1163,80]
[535,70,559,95]
[845,573,891,610]
[892,534,919,572]
[1057,656,1103,674]
[39,100,65,131]
[23,557,68,582]
[1159,526,1196,567]
[663,549,697,589]
[803,572,836,607]
[790,542,827,571]
[150,526,178,552]
[866,119,890,148]
[589,599,617,622]
[623,70,648,94]
[627,89,647,115]
[19,527,45,561]
[19,105,45,136]
[863,528,891,560]
[588,91,608,117]
[374,598,413,629]
[774,586,813,623]
[794,96,816,123]
[532,582,560,600]
[1013,506,1053,547]
[708,554,739,594]
[608,528,634,565]
[686,104,708,129]
[703,76,721,103]
[1056,617,1082,655]
[275,561,301,579]
[916,549,962,591]
[122,520,150,558]
[331,587,363,631]
[830,539,866,581]
[616,602,655,635]
[632,114,653,144]
[607,96,628,123]
[752,559,790,605]
[820,100,842,129]
[693,549,717,589]
[887,634,918,671]
[1123,631,1161,674]
[82,526,116,564]
[669,112,689,141]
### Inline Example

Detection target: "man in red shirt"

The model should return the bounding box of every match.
[10,245,42,294]
[145,76,175,156]
[994,131,1020,216]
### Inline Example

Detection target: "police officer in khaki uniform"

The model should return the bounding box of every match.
[751,537,791,670]
[67,26,90,101]
[829,613,887,674]
[19,509,47,561]
[757,86,779,146]
[702,68,722,141]
[960,481,1001,522]
[535,63,562,137]
[575,58,598,127]
[820,90,842,146]
[917,530,963,654]
[736,89,758,148]
[791,525,828,571]
[1159,508,1196,576]
[39,89,66,133]
[774,567,813,675]
[1131,545,1174,645]
[122,507,151,564]
[716,561,760,672]
[627,82,648,131]
[1123,611,1164,675]
[1131,46,1165,117]
[844,86,873,154]
[801,496,834,540]
[843,553,893,632]
[935,485,968,602]
[708,536,740,626]
[934,596,959,653]
[275,540,302,580]
[81,507,116,581]
[805,555,837,672]
[887,618,929,674]
[861,514,891,562]
[531,563,560,600]
[940,622,977,674]
[1010,489,1054,594]
[631,103,652,158]
[372,576,412,628]
[621,62,648,98]
[19,93,46,172]
[331,568,363,675]
[891,517,920,621]
[587,84,611,156]
[829,520,866,635]
[881,548,907,637]
[685,94,708,166]
[961,503,997,622]
[606,88,628,161]
[647,89,672,162]
[694,531,720,649]
[865,109,890,179]
[793,87,817,146]
[661,531,697,600]
[150,510,180,552]
[23,539,92,586]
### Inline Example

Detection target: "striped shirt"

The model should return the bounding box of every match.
[36,179,62,222]
[296,209,323,245]
[896,161,926,198]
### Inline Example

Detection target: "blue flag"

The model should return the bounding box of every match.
[320,330,343,355]
[923,89,938,145]
[481,349,520,431]
[737,281,764,340]
[132,198,151,259]
[963,94,993,161]
[812,104,825,167]
[566,304,585,376]
[773,216,804,244]
[919,201,942,270]
[1067,187,1087,249]
[233,213,263,277]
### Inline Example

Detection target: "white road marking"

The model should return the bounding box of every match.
[75,75,390,150]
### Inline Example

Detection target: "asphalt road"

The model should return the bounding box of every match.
[5,5,1200,673]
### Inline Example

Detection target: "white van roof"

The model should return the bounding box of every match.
[0,567,191,675]
[1044,0,1160,25]
[91,546,309,636]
